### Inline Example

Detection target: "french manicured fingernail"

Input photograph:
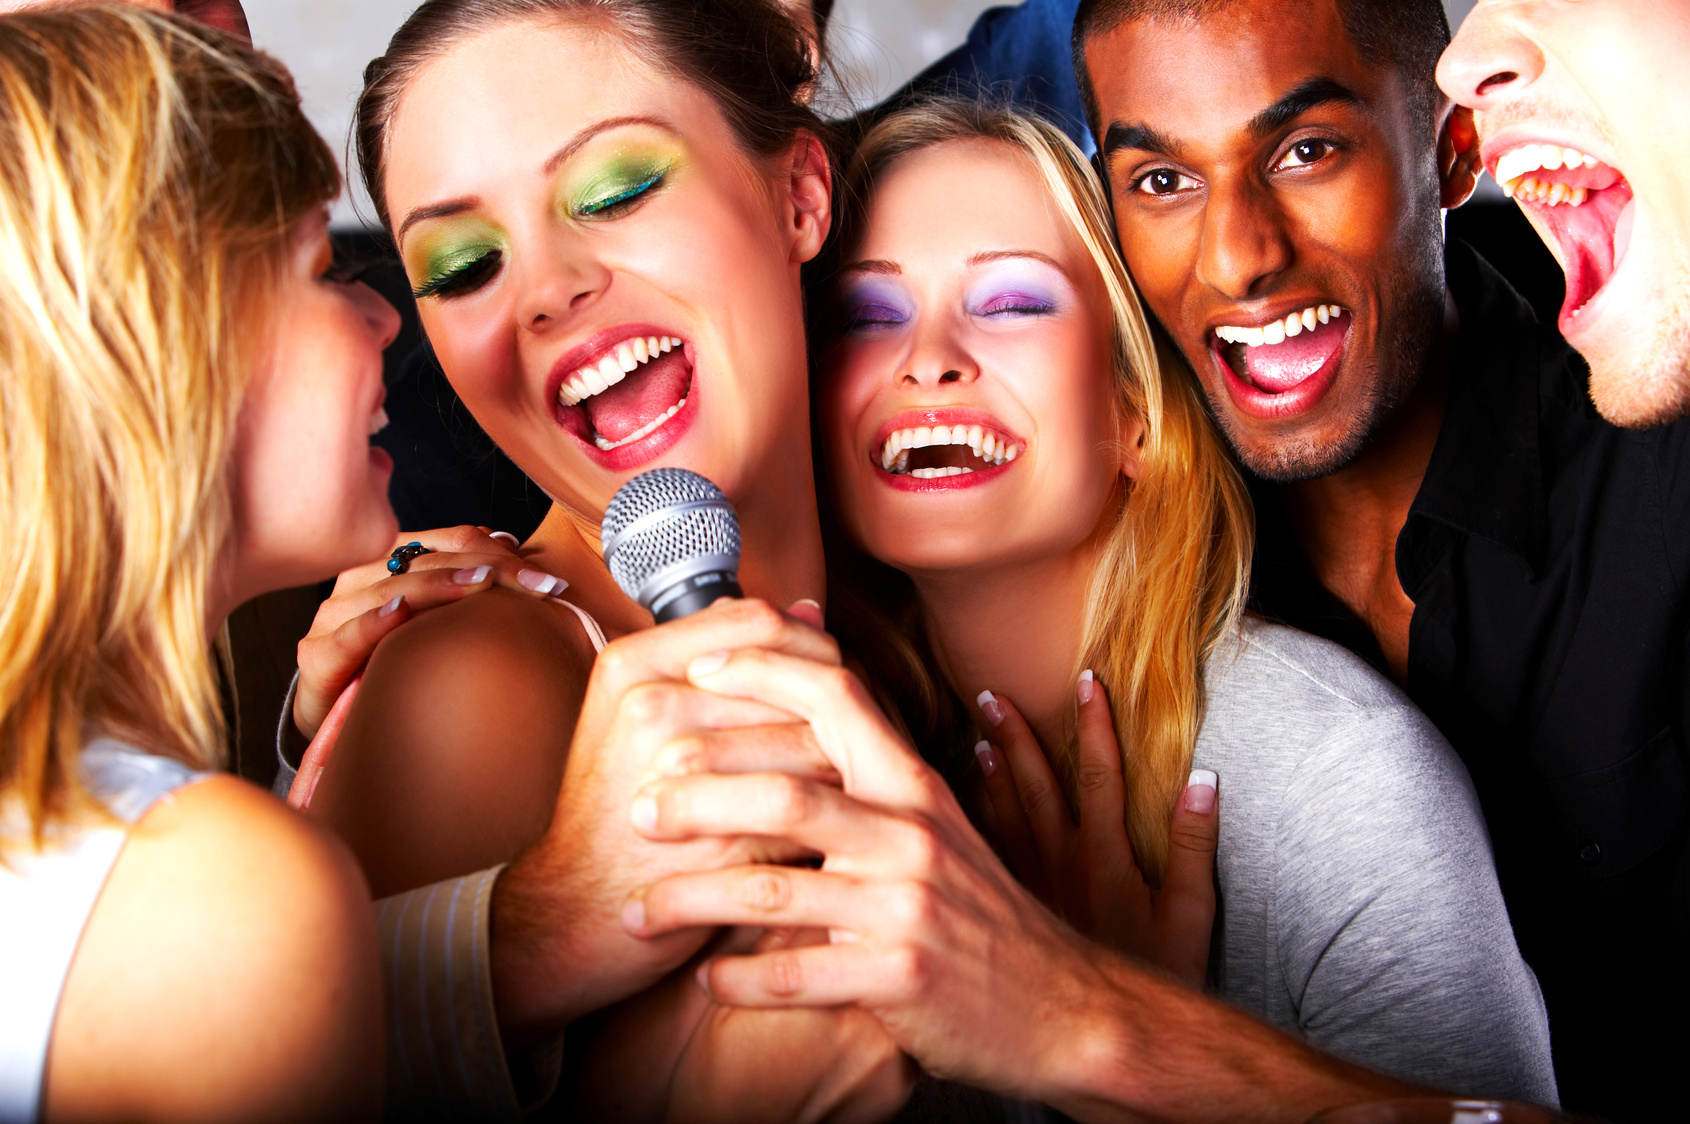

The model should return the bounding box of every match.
[1077,668,1095,705]
[974,739,999,776]
[489,531,520,548]
[1185,769,1218,814]
[630,793,659,832]
[621,894,646,932]
[688,650,730,679]
[789,597,824,624]
[976,689,1004,727]
[695,960,713,991]
[518,568,567,596]
[378,595,404,618]
[454,565,492,585]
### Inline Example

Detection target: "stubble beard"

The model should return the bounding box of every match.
[1585,279,1690,429]
[1213,241,1447,485]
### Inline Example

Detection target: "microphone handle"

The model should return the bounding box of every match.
[648,570,743,623]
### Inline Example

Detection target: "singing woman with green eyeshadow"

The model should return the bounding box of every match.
[299,0,923,1117]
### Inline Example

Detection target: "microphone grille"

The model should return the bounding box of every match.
[601,468,741,602]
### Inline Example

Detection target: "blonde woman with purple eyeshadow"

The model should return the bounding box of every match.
[620,99,1558,1107]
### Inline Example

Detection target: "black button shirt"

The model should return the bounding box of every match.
[1251,242,1690,1122]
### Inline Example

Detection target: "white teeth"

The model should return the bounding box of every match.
[556,333,687,408]
[877,424,1022,474]
[593,398,685,451]
[1495,143,1600,187]
[1216,305,1347,349]
[1496,143,1605,206]
[369,406,389,436]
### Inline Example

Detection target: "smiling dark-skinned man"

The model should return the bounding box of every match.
[1075,0,1690,1118]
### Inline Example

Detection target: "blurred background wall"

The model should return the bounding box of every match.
[247,0,1484,228]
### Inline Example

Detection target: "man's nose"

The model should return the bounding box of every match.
[1194,180,1293,302]
[1437,3,1545,117]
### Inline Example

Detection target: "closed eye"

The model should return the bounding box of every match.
[412,248,503,300]
[843,303,909,331]
[578,170,666,218]
[975,296,1055,318]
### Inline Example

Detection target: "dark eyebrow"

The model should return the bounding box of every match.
[541,114,674,175]
[1246,77,1363,138]
[1099,76,1363,163]
[396,198,476,247]
[395,114,675,246]
[841,259,900,275]
[1103,122,1182,159]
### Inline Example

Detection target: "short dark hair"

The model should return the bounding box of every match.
[1071,0,1451,144]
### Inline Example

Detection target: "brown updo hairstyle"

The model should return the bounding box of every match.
[354,0,834,231]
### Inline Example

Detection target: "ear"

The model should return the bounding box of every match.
[784,130,834,265]
[1438,103,1482,210]
[174,0,252,41]
[1118,409,1147,480]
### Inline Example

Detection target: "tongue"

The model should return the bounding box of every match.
[1241,315,1347,393]
[1546,180,1633,322]
[583,351,691,443]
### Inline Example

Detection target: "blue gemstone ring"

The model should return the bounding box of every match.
[387,541,430,574]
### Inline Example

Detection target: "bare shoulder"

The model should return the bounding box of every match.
[47,776,381,1122]
[312,588,599,896]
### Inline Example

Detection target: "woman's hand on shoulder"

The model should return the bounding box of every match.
[973,680,1219,990]
[46,775,381,1123]
[292,525,570,745]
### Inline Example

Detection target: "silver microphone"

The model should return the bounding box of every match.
[601,468,743,622]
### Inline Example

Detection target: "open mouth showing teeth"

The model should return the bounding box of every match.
[1492,143,1634,328]
[554,334,693,453]
[877,423,1022,477]
[1214,304,1350,393]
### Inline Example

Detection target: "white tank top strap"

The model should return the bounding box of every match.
[0,740,208,1123]
[556,599,608,653]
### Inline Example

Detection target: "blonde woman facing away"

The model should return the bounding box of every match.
[0,8,393,1120]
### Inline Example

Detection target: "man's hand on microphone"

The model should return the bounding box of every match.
[489,597,843,1045]
[618,644,1406,1122]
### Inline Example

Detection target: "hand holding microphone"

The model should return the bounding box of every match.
[498,470,839,1032]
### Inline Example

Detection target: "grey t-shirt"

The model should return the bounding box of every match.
[1197,618,1556,1104]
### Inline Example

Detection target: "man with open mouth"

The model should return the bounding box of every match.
[1438,0,1690,430]
[1078,0,1690,1117]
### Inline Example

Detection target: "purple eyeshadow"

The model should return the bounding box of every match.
[837,277,913,329]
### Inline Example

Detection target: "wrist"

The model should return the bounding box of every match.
[489,848,602,1045]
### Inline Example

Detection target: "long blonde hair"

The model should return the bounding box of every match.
[0,5,339,846]
[820,101,1252,883]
